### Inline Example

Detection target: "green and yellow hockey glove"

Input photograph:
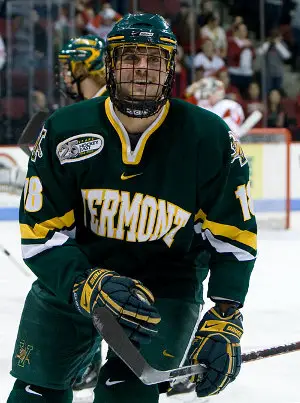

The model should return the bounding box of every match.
[73,268,161,344]
[188,305,243,397]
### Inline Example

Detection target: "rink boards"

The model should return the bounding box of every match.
[0,143,300,220]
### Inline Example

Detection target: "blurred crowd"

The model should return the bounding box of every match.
[0,0,300,143]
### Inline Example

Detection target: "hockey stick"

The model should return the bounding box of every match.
[242,341,300,362]
[92,307,206,385]
[0,243,31,277]
[239,110,263,138]
[17,111,49,156]
[93,307,300,385]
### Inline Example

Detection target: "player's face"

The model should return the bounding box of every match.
[114,46,168,100]
[60,62,78,94]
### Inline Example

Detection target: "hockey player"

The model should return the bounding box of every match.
[186,76,245,136]
[58,34,107,101]
[7,13,256,403]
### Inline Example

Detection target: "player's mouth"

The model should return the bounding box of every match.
[132,80,155,86]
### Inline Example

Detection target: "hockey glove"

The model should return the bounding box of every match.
[73,268,161,344]
[188,305,243,397]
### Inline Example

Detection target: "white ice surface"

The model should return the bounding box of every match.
[1,215,300,403]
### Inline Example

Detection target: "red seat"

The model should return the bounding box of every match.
[0,17,21,39]
[296,96,300,127]
[1,97,27,120]
[34,70,51,92]
[281,97,297,119]
[11,71,29,94]
[0,18,5,37]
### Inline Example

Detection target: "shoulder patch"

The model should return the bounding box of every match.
[56,133,104,165]
[31,126,47,162]
[229,131,247,167]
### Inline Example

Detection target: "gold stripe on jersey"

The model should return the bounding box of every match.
[105,97,170,165]
[202,219,256,250]
[194,208,207,223]
[20,210,75,239]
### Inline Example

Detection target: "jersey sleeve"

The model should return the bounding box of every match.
[20,117,92,303]
[195,119,257,306]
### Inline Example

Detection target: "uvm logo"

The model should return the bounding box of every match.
[229,131,247,167]
[16,340,33,367]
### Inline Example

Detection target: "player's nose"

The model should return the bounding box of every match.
[135,55,148,70]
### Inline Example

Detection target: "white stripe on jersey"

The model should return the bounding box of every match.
[21,229,76,259]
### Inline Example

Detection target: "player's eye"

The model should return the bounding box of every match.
[123,54,138,62]
[148,56,160,63]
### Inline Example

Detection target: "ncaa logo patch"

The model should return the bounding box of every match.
[56,133,104,165]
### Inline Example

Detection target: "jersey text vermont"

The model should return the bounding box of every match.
[82,189,191,247]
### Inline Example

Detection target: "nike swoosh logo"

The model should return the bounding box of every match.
[25,385,43,397]
[163,349,175,358]
[203,323,220,329]
[121,172,143,180]
[105,378,125,386]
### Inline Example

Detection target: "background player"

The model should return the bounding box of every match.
[58,34,107,101]
[186,76,245,136]
[7,13,256,403]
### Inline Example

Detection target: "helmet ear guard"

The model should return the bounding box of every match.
[105,13,177,118]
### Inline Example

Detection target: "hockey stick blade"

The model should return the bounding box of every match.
[92,307,206,385]
[18,111,49,156]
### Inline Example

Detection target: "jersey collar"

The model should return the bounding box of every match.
[93,86,107,98]
[105,97,170,165]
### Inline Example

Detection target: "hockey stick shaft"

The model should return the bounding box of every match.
[239,110,263,138]
[92,307,206,385]
[242,341,300,362]
[18,111,49,156]
[0,244,31,277]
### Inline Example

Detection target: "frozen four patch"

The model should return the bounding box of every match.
[56,133,104,164]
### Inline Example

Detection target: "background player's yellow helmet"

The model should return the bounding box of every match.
[58,35,106,101]
[106,13,177,118]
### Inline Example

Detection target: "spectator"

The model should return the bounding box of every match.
[75,0,95,35]
[226,15,244,39]
[193,39,225,77]
[0,33,6,70]
[290,0,300,69]
[171,1,202,55]
[54,6,72,48]
[217,67,243,104]
[12,9,48,70]
[86,2,121,40]
[243,81,266,126]
[32,9,48,68]
[227,23,255,96]
[265,0,283,36]
[257,28,291,92]
[197,0,214,27]
[201,12,227,58]
[267,89,288,128]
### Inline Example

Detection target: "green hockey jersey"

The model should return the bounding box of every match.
[20,97,257,305]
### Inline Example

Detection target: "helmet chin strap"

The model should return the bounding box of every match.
[66,73,87,101]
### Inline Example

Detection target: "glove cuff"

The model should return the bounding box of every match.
[73,268,116,316]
